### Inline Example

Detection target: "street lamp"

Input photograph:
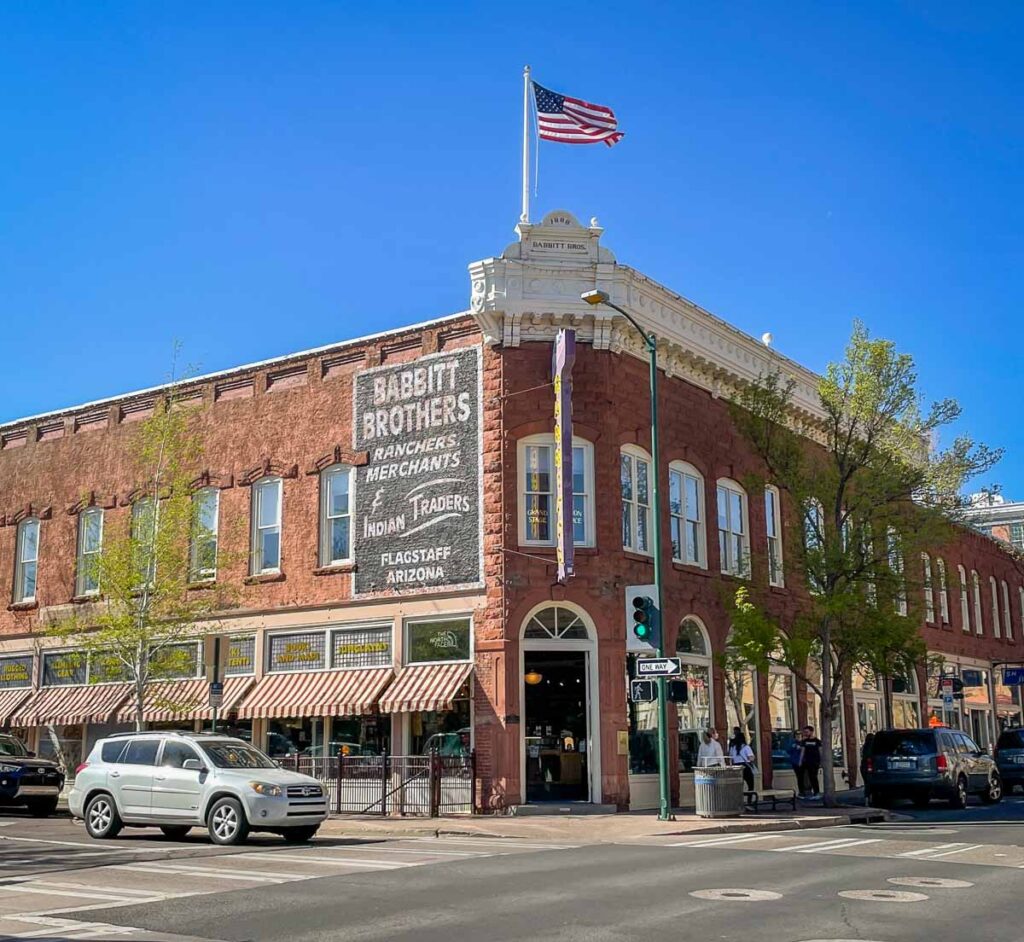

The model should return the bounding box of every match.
[581,288,672,822]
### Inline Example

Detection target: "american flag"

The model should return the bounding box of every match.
[532,82,624,147]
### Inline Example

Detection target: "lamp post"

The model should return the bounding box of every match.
[581,289,672,821]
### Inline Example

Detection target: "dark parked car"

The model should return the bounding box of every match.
[995,727,1024,794]
[0,732,65,817]
[863,727,1002,809]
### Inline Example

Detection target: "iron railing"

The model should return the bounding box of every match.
[279,751,477,816]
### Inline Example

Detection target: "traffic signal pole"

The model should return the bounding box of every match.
[580,290,672,821]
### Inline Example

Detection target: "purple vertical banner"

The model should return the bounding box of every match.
[552,328,577,584]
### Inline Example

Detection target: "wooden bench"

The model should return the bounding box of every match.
[743,788,798,813]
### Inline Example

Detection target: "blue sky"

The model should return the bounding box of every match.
[2,2,1021,492]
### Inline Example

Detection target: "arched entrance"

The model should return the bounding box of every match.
[520,603,600,804]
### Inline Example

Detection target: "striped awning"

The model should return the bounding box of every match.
[10,683,132,727]
[236,668,393,720]
[378,661,473,714]
[0,688,31,725]
[115,676,256,724]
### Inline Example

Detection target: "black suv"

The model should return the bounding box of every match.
[863,727,1002,809]
[995,727,1024,794]
[0,732,65,816]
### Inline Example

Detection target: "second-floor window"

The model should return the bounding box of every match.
[936,558,949,623]
[765,487,784,587]
[14,518,39,603]
[716,479,749,577]
[76,507,103,596]
[190,487,220,581]
[1001,580,1013,641]
[621,447,652,555]
[972,570,983,635]
[990,576,1001,638]
[887,528,906,616]
[669,462,705,567]
[131,498,157,588]
[958,564,970,632]
[922,553,935,623]
[803,499,824,594]
[518,436,594,547]
[320,465,353,566]
[251,477,282,574]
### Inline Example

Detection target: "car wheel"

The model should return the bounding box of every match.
[207,797,249,846]
[949,775,969,810]
[84,793,123,839]
[160,825,193,840]
[981,775,1002,805]
[281,825,319,844]
[26,798,59,818]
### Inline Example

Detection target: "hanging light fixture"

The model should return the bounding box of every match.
[524,669,543,686]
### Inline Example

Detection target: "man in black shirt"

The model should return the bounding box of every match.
[801,726,823,799]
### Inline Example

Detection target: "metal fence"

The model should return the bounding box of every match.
[280,752,477,816]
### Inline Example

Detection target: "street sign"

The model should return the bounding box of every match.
[940,678,954,696]
[1003,667,1024,686]
[961,668,983,688]
[209,680,224,709]
[629,679,656,702]
[635,657,682,678]
[943,693,955,708]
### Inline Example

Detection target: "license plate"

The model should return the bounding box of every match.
[889,759,916,769]
[17,785,59,796]
[1014,756,1024,765]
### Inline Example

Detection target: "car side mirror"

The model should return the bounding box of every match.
[182,759,205,772]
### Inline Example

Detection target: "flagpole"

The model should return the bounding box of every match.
[521,64,531,224]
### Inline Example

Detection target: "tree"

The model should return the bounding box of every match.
[727,321,1000,806]
[48,401,233,731]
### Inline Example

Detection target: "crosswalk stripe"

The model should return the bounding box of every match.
[670,833,781,848]
[899,842,964,857]
[235,853,410,869]
[773,837,870,853]
[412,838,569,850]
[926,843,984,858]
[0,884,145,902]
[795,838,883,853]
[109,863,287,883]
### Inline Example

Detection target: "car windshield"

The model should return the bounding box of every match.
[0,735,29,757]
[997,730,1024,750]
[200,741,275,769]
[870,731,934,757]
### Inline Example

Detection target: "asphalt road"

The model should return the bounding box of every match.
[2,795,1023,942]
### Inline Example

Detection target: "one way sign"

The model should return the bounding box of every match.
[635,657,682,678]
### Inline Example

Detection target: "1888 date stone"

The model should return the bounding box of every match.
[352,346,482,596]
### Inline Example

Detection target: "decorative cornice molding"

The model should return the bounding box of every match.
[2,503,52,527]
[189,470,235,491]
[306,446,369,476]
[237,459,299,486]
[66,492,118,515]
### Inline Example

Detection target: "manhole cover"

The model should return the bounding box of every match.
[690,888,782,901]
[888,877,974,889]
[839,889,929,903]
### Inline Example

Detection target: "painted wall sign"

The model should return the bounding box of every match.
[352,347,482,595]
[331,626,391,670]
[42,651,87,687]
[407,618,471,664]
[225,636,256,676]
[268,632,327,673]
[149,642,200,680]
[0,655,33,689]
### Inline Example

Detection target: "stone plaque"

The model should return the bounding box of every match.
[352,347,482,595]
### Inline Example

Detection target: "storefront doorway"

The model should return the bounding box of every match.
[524,651,589,803]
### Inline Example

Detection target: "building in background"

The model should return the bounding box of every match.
[965,493,1024,552]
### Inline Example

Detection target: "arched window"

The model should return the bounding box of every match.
[990,576,1002,638]
[804,499,824,594]
[518,435,595,547]
[1001,581,1012,641]
[76,507,103,597]
[676,617,713,773]
[621,446,652,554]
[251,476,282,575]
[669,461,706,568]
[522,605,590,640]
[922,554,935,623]
[765,486,784,587]
[13,518,39,603]
[958,565,970,633]
[887,528,906,616]
[936,558,949,624]
[319,464,353,566]
[972,570,983,636]
[190,487,219,582]
[716,479,749,577]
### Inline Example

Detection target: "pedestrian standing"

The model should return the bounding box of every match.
[728,728,757,792]
[800,725,823,799]
[697,729,725,766]
[787,737,806,796]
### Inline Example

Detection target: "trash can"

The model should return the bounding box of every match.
[693,764,745,818]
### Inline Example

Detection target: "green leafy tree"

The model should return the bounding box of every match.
[727,321,1000,805]
[48,402,234,731]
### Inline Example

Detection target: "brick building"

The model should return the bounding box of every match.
[1,210,1021,811]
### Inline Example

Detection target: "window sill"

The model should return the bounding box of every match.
[313,562,356,575]
[8,600,38,612]
[622,550,654,565]
[515,545,598,557]
[768,584,789,595]
[71,594,101,604]
[187,580,218,591]
[244,572,286,585]
[671,561,710,577]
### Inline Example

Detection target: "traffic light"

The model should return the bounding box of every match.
[631,595,660,649]
[668,680,688,704]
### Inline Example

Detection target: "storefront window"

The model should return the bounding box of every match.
[806,656,845,769]
[768,668,797,770]
[406,618,471,664]
[37,724,82,772]
[267,717,323,757]
[410,697,470,755]
[330,714,391,756]
[676,618,712,773]
[267,631,327,673]
[724,665,757,747]
[201,719,253,741]
[892,699,921,728]
[628,701,659,774]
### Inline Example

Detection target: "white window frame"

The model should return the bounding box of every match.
[621,446,652,556]
[13,518,39,603]
[669,461,706,569]
[251,476,283,575]
[716,478,750,578]
[922,553,935,624]
[958,565,970,633]
[765,486,784,587]
[131,497,158,588]
[319,464,354,566]
[1001,581,1012,641]
[936,558,949,624]
[887,527,906,616]
[990,576,1001,638]
[972,570,983,636]
[190,487,220,582]
[517,435,595,548]
[76,507,104,597]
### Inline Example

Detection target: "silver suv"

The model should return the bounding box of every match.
[68,731,328,845]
